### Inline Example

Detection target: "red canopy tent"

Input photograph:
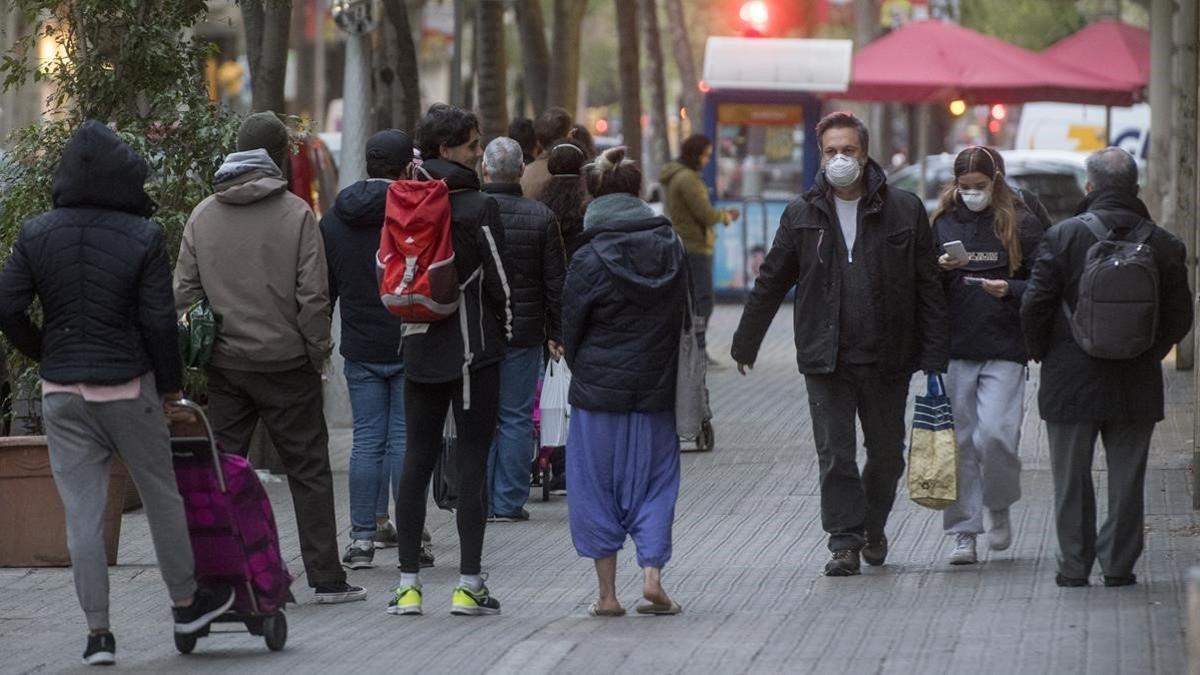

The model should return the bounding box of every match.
[839,20,1137,107]
[1043,19,1149,100]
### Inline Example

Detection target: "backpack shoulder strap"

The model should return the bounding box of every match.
[1076,212,1110,242]
[1129,218,1155,245]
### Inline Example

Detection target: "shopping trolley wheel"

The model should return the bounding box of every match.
[263,611,287,652]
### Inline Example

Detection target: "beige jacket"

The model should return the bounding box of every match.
[520,155,551,201]
[174,170,332,372]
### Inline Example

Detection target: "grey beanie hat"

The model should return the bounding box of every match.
[237,111,289,170]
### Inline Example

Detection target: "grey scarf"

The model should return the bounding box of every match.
[215,148,283,184]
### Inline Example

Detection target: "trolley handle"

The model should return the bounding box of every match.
[168,398,227,494]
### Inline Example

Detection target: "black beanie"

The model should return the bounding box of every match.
[237,111,289,170]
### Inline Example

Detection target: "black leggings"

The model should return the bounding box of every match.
[397,364,501,574]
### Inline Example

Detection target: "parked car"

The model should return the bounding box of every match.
[890,149,1090,223]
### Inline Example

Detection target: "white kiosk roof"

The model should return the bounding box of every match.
[702,37,853,93]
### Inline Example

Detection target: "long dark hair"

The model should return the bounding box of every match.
[931,146,1022,275]
[541,142,589,249]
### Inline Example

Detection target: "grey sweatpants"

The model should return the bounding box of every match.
[42,374,196,631]
[942,360,1025,535]
[1046,420,1155,579]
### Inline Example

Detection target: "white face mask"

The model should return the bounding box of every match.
[959,188,992,212]
[824,153,862,188]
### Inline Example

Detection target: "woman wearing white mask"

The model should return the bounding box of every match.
[932,146,1043,565]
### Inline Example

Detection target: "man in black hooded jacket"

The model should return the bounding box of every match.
[731,112,948,577]
[0,121,232,665]
[1021,147,1192,588]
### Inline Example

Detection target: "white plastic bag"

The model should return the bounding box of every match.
[539,358,572,446]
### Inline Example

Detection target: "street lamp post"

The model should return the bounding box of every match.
[333,0,379,190]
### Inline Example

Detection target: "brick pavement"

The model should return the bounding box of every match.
[1,305,1198,674]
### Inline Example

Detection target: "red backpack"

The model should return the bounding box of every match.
[377,178,458,322]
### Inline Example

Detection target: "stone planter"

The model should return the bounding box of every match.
[0,436,127,567]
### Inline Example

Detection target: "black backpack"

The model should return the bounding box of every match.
[1063,213,1159,360]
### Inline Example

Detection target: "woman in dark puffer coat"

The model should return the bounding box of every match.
[562,147,687,617]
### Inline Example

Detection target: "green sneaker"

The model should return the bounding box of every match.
[386,584,423,616]
[450,584,501,616]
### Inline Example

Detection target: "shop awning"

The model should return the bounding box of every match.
[1043,19,1149,101]
[839,20,1137,107]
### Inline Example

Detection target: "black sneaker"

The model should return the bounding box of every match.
[314,581,368,604]
[82,632,115,666]
[862,535,888,567]
[173,586,235,634]
[548,475,567,496]
[342,540,376,569]
[397,544,437,569]
[375,520,399,549]
[824,549,861,577]
[1103,574,1137,587]
[488,508,530,523]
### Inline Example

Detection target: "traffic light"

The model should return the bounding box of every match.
[988,104,1006,139]
[739,1,769,37]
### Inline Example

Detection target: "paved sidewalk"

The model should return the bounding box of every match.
[1,305,1198,674]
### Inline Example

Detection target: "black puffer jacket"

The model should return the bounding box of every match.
[731,159,948,378]
[562,215,686,412]
[0,121,182,393]
[401,159,512,383]
[481,183,565,347]
[932,199,1043,363]
[1021,189,1193,422]
[320,179,404,363]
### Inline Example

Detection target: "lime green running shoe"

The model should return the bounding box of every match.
[450,584,501,615]
[386,585,423,616]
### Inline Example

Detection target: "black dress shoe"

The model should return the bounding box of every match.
[824,549,861,577]
[862,535,888,566]
[1103,575,1137,587]
[1055,573,1089,587]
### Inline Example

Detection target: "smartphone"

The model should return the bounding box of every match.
[943,240,969,265]
[962,276,985,286]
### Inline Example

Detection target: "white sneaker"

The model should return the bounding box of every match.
[949,533,978,565]
[989,508,1012,551]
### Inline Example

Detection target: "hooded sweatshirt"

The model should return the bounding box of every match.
[660,160,724,256]
[321,179,404,363]
[0,120,182,393]
[562,206,686,413]
[174,148,332,372]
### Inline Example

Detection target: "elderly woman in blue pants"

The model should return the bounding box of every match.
[561,147,688,616]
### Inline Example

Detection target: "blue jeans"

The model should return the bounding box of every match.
[487,346,541,516]
[345,359,407,541]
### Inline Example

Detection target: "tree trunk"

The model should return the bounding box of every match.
[1148,0,1173,224]
[476,0,508,143]
[513,0,550,115]
[548,0,587,115]
[1173,0,1199,371]
[615,1,642,169]
[641,0,670,173]
[242,0,293,113]
[450,0,465,105]
[663,0,702,138]
[382,0,422,132]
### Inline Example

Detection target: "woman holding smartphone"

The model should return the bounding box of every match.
[931,146,1043,565]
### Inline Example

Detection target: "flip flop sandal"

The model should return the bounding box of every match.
[635,601,683,616]
[588,603,626,617]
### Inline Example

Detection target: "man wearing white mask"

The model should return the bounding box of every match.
[731,111,948,576]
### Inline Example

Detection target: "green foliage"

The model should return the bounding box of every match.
[0,0,241,417]
[960,0,1085,51]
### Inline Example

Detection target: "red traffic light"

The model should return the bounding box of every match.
[740,1,769,34]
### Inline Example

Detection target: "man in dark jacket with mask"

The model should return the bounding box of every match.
[320,129,434,570]
[1021,147,1192,588]
[731,111,948,577]
[480,136,565,521]
[0,121,233,665]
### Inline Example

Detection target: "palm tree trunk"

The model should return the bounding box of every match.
[641,0,670,173]
[663,0,702,137]
[615,0,641,168]
[548,0,587,114]
[476,0,509,143]
[513,0,550,115]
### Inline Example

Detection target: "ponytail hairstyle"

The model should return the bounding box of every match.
[583,146,642,198]
[931,146,1022,274]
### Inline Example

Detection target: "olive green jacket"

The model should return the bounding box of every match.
[660,161,724,256]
